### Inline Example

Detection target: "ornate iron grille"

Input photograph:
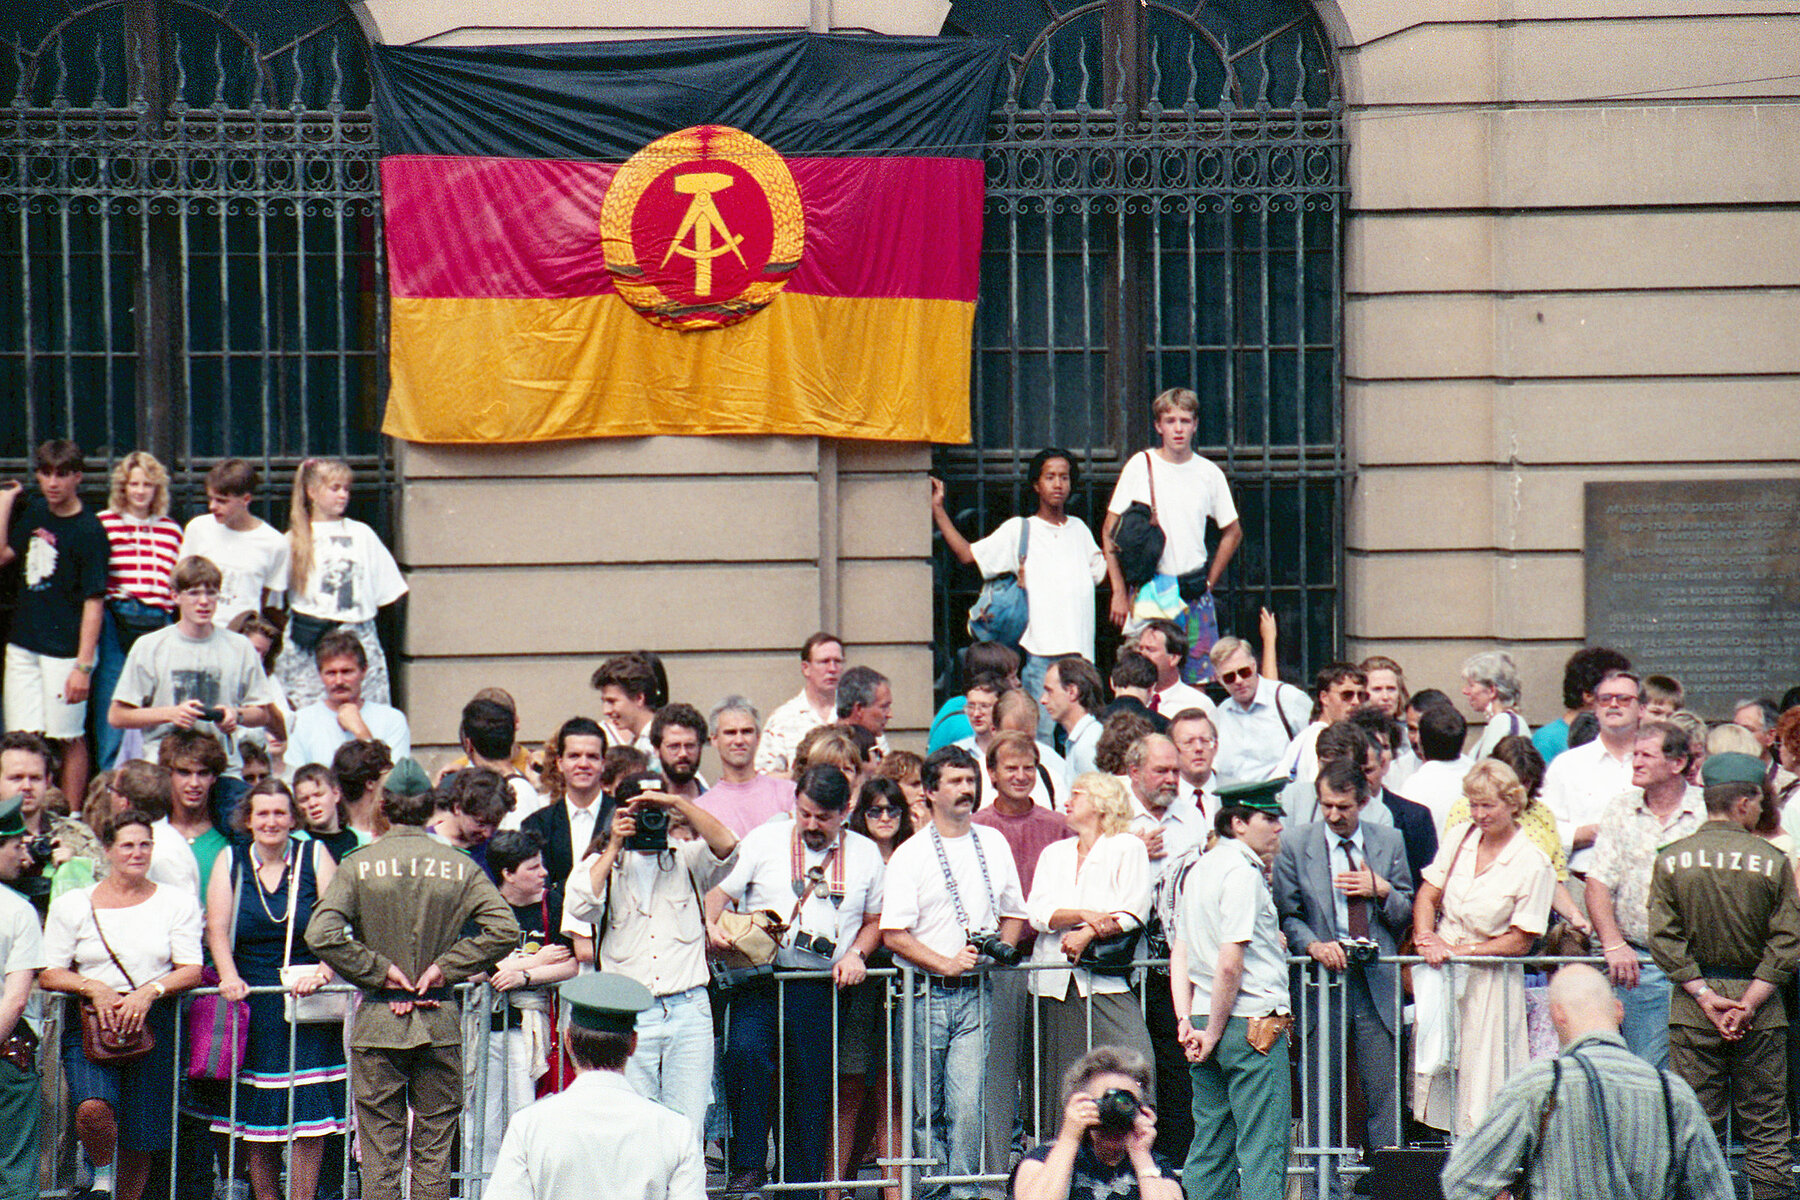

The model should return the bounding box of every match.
[0,0,388,529]
[935,0,1346,687]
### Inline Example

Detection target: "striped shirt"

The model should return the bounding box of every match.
[1442,1032,1733,1200]
[97,510,183,609]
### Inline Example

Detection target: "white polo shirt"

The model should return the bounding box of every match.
[880,823,1026,966]
[714,818,884,968]
[1541,736,1634,874]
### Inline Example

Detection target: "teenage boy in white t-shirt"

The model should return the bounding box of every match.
[108,555,273,768]
[177,459,290,630]
[881,746,1027,1199]
[1101,386,1244,649]
[931,449,1106,741]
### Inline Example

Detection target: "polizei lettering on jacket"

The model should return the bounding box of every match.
[1661,847,1780,878]
[357,855,469,881]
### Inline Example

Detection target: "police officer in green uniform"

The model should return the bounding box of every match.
[0,797,44,1200]
[1649,752,1800,1200]
[306,782,518,1200]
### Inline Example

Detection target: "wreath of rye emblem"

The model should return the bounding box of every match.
[600,125,806,331]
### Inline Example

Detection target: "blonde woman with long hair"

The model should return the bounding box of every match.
[1024,771,1156,1134]
[274,458,406,709]
[93,451,183,769]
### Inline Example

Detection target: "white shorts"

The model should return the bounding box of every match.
[3,644,87,739]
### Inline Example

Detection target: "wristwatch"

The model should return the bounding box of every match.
[150,981,167,998]
[72,662,93,675]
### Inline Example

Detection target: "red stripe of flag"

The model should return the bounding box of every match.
[382,155,984,302]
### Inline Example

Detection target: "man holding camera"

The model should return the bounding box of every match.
[882,746,1027,1199]
[107,554,272,770]
[1272,758,1413,1197]
[562,771,737,1142]
[706,766,884,1195]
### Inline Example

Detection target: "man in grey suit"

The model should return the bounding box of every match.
[1272,757,1414,1197]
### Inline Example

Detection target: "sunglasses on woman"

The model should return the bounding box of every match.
[863,804,903,819]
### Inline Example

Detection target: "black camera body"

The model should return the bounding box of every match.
[24,835,53,866]
[200,706,227,723]
[1344,937,1380,965]
[967,931,1023,966]
[614,772,670,853]
[1094,1087,1139,1132]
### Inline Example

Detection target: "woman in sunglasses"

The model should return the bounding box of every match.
[833,777,917,1187]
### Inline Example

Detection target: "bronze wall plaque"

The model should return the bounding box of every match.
[1585,480,1800,719]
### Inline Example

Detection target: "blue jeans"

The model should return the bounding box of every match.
[627,985,714,1142]
[723,977,834,1190]
[1617,953,1672,1069]
[92,597,170,768]
[911,981,990,1200]
[1020,654,1055,743]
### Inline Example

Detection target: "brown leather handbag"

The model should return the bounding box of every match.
[79,902,156,1066]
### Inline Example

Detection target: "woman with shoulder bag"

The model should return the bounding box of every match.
[205,781,347,1200]
[1024,772,1156,1137]
[40,810,203,1200]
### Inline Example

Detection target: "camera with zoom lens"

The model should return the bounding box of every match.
[615,772,670,853]
[966,931,1023,966]
[1344,937,1380,965]
[1094,1087,1140,1133]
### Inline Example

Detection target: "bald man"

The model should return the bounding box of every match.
[1442,965,1731,1200]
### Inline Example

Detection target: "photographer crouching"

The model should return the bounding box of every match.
[1011,1047,1181,1200]
[561,770,737,1144]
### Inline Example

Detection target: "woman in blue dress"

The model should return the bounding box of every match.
[205,780,348,1200]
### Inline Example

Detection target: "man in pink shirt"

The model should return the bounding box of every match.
[972,730,1071,1183]
[697,696,796,839]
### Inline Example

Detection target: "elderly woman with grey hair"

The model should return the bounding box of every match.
[1462,650,1530,759]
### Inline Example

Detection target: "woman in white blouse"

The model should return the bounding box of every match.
[40,809,205,1200]
[1025,771,1155,1135]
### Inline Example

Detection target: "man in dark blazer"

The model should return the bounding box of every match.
[522,717,612,892]
[1273,757,1414,1196]
[1348,707,1438,882]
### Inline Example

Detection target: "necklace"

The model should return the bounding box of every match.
[252,847,290,924]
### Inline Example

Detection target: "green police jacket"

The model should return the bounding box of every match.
[1648,819,1800,1032]
[305,825,520,1049]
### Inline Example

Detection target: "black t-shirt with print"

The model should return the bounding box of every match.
[1008,1140,1180,1200]
[490,883,571,1031]
[7,495,109,657]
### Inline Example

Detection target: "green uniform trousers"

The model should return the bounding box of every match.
[351,1042,462,1200]
[0,1058,38,1200]
[1671,1023,1790,1200]
[1184,1016,1290,1200]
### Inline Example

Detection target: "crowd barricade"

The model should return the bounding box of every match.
[30,953,1779,1199]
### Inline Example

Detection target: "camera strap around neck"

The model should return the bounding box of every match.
[928,823,999,932]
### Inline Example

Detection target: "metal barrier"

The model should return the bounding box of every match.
[25,953,1778,1198]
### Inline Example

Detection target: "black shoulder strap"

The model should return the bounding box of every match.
[1515,1057,1561,1200]
[1274,683,1297,740]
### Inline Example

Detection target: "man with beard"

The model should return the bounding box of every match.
[650,703,709,802]
[881,747,1027,1198]
[706,766,884,1195]
[1127,731,1208,1167]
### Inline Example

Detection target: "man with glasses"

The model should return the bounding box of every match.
[1275,664,1371,826]
[107,555,273,770]
[1207,636,1312,788]
[1544,669,1642,881]
[1169,708,1221,823]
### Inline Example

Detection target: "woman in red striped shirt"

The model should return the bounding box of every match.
[93,451,184,771]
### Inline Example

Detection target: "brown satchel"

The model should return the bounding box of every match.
[78,902,155,1066]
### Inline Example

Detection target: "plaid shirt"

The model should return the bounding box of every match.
[1586,785,1706,947]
